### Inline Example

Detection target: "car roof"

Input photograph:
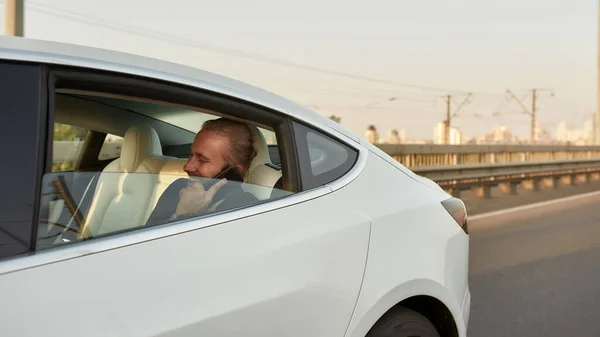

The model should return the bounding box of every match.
[0,36,359,143]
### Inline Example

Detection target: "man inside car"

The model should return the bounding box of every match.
[145,118,258,226]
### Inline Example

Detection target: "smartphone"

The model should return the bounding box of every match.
[202,166,244,190]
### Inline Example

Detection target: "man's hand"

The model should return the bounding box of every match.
[175,178,228,217]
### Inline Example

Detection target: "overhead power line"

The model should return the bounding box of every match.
[439,93,473,144]
[506,88,554,144]
[264,78,438,104]
[25,1,471,94]
[18,0,591,128]
[272,77,442,99]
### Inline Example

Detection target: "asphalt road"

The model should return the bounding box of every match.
[467,191,600,337]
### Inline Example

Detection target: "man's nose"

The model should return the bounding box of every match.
[183,160,195,173]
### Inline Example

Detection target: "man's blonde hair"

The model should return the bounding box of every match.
[201,118,257,176]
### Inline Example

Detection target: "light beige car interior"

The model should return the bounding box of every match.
[52,93,285,240]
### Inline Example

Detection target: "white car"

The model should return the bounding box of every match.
[0,36,470,337]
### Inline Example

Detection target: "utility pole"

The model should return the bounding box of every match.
[597,0,600,144]
[506,89,551,144]
[440,93,473,144]
[444,95,451,144]
[531,89,537,144]
[4,0,24,37]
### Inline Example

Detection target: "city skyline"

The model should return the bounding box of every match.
[363,116,596,145]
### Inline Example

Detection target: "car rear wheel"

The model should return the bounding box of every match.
[366,306,440,337]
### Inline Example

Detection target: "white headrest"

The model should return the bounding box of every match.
[247,125,271,172]
[120,125,163,172]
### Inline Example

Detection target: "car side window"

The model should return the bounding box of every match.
[293,122,358,190]
[52,123,89,172]
[98,134,123,160]
[36,90,295,250]
[259,129,281,166]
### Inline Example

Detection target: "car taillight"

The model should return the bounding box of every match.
[441,197,468,234]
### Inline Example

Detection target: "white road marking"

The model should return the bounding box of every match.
[469,190,600,221]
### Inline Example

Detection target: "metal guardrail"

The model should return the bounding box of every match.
[412,159,600,197]
[374,144,600,197]
[412,159,600,181]
[377,144,600,168]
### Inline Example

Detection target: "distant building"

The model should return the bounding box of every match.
[533,124,552,144]
[555,121,573,142]
[399,129,407,141]
[433,121,463,144]
[556,120,594,145]
[470,125,522,145]
[364,125,379,144]
[433,122,446,144]
[492,125,513,143]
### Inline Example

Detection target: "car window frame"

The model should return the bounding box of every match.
[37,66,301,242]
[292,120,360,191]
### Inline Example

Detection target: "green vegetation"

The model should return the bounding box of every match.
[54,123,88,141]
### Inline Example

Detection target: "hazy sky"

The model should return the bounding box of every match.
[0,0,596,139]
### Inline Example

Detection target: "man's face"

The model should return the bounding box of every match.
[183,130,229,178]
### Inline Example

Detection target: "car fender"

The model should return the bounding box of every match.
[344,278,466,337]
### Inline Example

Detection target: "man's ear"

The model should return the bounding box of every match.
[235,164,245,176]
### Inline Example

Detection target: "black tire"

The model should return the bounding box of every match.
[366,306,440,337]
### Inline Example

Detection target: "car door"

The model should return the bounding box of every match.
[0,64,371,337]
